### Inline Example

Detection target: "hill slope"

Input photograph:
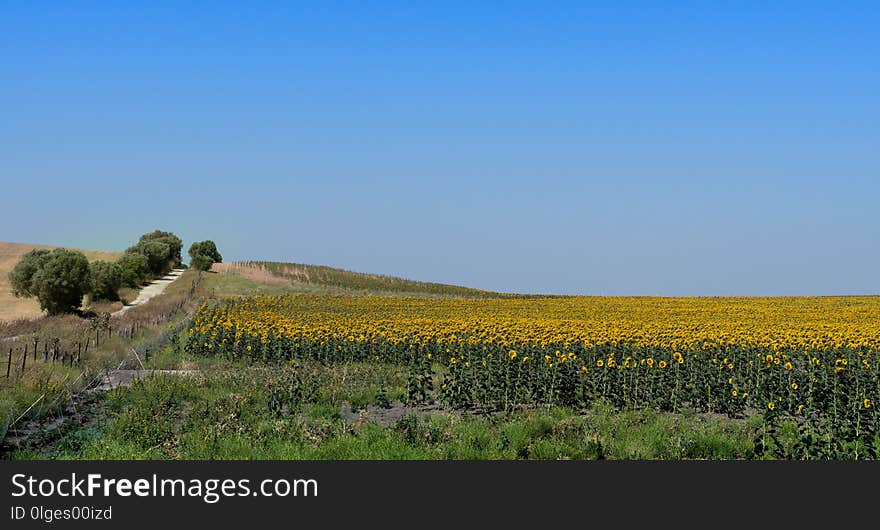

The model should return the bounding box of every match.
[0,242,121,321]
[211,261,513,298]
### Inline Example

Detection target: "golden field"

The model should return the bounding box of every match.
[188,294,880,353]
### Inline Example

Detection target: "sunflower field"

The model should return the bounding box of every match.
[186,295,880,458]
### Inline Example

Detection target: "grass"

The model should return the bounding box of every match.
[0,241,121,321]
[10,358,759,460]
[117,287,141,305]
[0,269,208,430]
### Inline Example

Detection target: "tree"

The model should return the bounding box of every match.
[117,252,149,288]
[8,248,51,297]
[11,249,93,315]
[188,240,222,271]
[125,230,183,276]
[189,240,222,263]
[189,254,213,271]
[133,240,171,275]
[91,260,123,301]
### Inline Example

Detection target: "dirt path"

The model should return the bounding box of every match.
[0,269,186,342]
[85,369,197,393]
[112,268,186,316]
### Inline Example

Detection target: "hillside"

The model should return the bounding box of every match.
[0,242,121,321]
[211,261,514,298]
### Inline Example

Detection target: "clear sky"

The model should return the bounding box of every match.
[1,2,877,296]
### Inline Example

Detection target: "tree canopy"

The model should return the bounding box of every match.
[117,252,150,288]
[188,240,222,271]
[91,260,123,301]
[9,248,93,315]
[124,229,183,276]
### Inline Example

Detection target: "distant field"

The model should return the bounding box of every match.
[211,261,515,298]
[0,242,120,321]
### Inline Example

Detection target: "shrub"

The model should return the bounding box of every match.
[91,260,123,301]
[117,252,150,288]
[8,249,51,297]
[126,230,183,275]
[11,249,94,315]
[134,240,171,275]
[190,254,215,272]
[188,240,222,271]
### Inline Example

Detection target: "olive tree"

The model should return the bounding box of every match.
[117,252,150,288]
[8,249,51,298]
[125,230,183,276]
[91,260,123,301]
[188,240,223,271]
[9,248,93,315]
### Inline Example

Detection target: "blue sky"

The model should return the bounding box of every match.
[1,2,877,295]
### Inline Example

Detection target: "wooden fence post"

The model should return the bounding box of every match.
[20,348,27,375]
[33,338,38,360]
[6,348,11,378]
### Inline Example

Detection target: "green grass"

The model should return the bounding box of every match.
[0,269,207,428]
[11,357,761,460]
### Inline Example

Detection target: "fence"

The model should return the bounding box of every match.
[3,275,203,380]
[2,299,206,448]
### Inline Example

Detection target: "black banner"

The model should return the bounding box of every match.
[2,461,877,527]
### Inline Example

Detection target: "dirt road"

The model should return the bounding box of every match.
[112,268,186,316]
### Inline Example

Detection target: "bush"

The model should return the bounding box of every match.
[188,240,222,271]
[91,260,123,301]
[190,254,215,272]
[117,252,150,288]
[126,230,183,275]
[189,240,222,263]
[10,249,93,315]
[8,249,51,297]
[134,240,171,275]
